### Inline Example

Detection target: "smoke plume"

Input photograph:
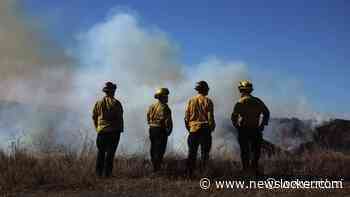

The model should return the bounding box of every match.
[0,0,74,104]
[73,11,319,154]
[0,5,329,155]
[0,0,75,151]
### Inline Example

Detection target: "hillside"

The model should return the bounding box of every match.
[295,119,350,154]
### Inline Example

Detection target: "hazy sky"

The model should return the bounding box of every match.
[21,0,349,116]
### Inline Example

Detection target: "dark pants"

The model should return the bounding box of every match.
[187,128,212,175]
[96,132,120,177]
[149,127,168,172]
[237,128,262,173]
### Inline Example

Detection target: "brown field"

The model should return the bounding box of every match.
[1,145,350,197]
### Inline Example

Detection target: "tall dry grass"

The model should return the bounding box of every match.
[1,142,349,194]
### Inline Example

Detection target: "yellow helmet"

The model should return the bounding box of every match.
[154,88,170,99]
[238,80,253,92]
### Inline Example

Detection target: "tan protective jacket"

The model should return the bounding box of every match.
[147,102,173,134]
[185,94,215,132]
[92,96,124,133]
[231,94,270,129]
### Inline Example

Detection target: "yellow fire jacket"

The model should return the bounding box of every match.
[147,102,173,134]
[231,94,270,129]
[185,94,215,132]
[92,96,124,133]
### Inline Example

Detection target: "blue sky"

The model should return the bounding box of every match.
[21,0,349,115]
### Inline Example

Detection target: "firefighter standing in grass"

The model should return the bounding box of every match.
[147,88,173,172]
[92,82,124,177]
[185,81,215,175]
[231,80,270,175]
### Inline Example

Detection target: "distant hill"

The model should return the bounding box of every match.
[262,117,316,151]
[245,118,350,156]
[295,119,350,154]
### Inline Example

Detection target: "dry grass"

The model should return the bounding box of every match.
[1,145,350,196]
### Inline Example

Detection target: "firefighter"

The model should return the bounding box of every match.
[147,88,173,172]
[185,81,215,175]
[92,81,124,177]
[231,80,270,175]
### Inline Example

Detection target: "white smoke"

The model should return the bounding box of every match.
[72,12,249,154]
[0,6,333,154]
[0,0,73,105]
[0,0,75,151]
[72,11,325,154]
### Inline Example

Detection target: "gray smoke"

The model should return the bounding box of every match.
[72,11,325,154]
[0,5,334,154]
[0,0,75,151]
[0,0,73,104]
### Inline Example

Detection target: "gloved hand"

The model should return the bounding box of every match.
[258,125,265,132]
[166,129,172,136]
[209,124,215,133]
[233,123,241,131]
[185,124,191,133]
